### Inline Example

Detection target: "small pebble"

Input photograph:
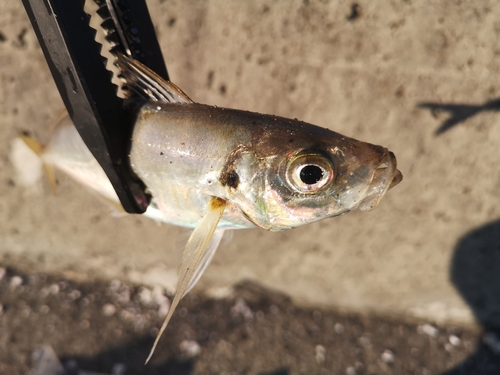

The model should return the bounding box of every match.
[109,279,121,291]
[180,340,201,358]
[48,284,60,295]
[0,304,3,316]
[111,363,127,375]
[358,336,371,347]
[119,309,135,322]
[138,287,153,306]
[444,343,454,352]
[158,301,170,318]
[418,324,438,338]
[231,298,253,320]
[270,304,280,315]
[102,304,117,317]
[315,345,326,364]
[346,366,356,375]
[39,287,50,298]
[117,288,131,304]
[10,275,23,287]
[39,305,50,314]
[449,335,461,346]
[67,290,81,301]
[151,285,168,306]
[0,267,6,281]
[334,322,345,334]
[381,349,395,364]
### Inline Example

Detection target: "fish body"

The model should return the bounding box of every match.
[131,102,400,231]
[15,54,402,362]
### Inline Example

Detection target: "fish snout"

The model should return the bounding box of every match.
[358,150,402,211]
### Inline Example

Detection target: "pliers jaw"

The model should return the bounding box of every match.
[21,0,168,214]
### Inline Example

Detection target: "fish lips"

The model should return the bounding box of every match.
[358,151,402,211]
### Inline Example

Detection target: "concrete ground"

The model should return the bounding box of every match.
[1,0,500,344]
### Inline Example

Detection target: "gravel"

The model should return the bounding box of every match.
[0,267,498,375]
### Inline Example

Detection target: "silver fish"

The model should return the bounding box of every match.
[15,54,402,362]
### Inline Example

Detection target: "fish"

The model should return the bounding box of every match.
[14,53,402,363]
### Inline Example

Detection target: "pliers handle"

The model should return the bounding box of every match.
[21,0,168,213]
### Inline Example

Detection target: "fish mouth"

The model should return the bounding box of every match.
[358,151,402,211]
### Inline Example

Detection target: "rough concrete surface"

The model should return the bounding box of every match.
[1,0,500,347]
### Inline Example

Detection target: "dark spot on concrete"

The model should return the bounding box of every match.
[346,3,361,22]
[7,179,15,187]
[168,18,176,27]
[16,28,28,47]
[160,152,164,155]
[180,142,185,146]
[289,139,294,143]
[90,215,101,224]
[0,31,6,42]
[219,84,227,95]
[395,86,405,98]
[207,71,214,88]
[262,5,270,14]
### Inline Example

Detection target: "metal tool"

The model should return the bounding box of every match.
[21,0,169,213]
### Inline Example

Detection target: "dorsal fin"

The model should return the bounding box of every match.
[116,53,193,104]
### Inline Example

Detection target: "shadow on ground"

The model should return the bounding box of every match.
[418,98,500,135]
[444,219,500,374]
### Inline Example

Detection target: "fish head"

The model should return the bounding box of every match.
[227,121,402,231]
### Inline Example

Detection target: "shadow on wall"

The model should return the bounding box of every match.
[418,98,500,135]
[444,220,500,375]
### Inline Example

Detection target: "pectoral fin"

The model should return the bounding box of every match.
[182,228,226,297]
[145,197,227,364]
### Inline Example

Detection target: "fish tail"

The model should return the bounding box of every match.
[14,134,57,194]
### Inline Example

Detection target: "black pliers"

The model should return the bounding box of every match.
[21,0,168,213]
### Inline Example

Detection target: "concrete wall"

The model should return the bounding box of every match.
[1,0,500,328]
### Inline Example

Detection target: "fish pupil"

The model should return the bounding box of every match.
[300,165,323,185]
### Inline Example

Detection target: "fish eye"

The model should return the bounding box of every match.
[286,152,334,193]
